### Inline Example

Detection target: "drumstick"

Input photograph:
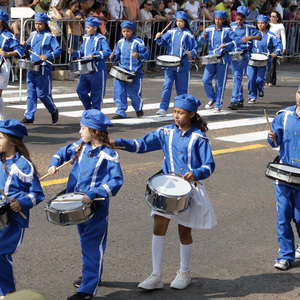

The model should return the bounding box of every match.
[176,42,189,54]
[203,15,205,31]
[264,109,277,147]
[25,34,34,44]
[125,39,139,62]
[29,50,53,65]
[292,158,300,163]
[109,43,117,61]
[169,170,203,185]
[216,43,229,50]
[0,188,27,220]
[69,34,73,62]
[0,49,7,64]
[39,159,73,181]
[261,52,283,59]
[52,197,105,202]
[154,22,172,41]
[82,55,101,59]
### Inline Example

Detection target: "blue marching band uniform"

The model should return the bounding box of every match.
[198,10,240,112]
[247,15,283,103]
[156,11,198,116]
[23,13,61,124]
[71,18,111,111]
[110,21,149,119]
[229,6,261,108]
[267,93,300,269]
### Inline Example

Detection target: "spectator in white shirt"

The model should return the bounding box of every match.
[184,0,200,33]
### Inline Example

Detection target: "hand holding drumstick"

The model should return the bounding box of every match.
[264,109,278,147]
[169,170,203,185]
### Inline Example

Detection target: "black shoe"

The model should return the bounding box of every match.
[259,90,264,97]
[20,117,33,124]
[238,101,244,108]
[136,109,144,117]
[67,293,93,300]
[73,276,101,288]
[51,110,59,125]
[111,114,124,119]
[227,102,239,110]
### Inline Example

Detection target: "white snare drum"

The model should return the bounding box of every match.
[0,203,11,229]
[156,55,181,68]
[109,66,136,83]
[145,174,194,215]
[69,59,95,74]
[248,53,268,67]
[45,192,95,226]
[229,51,244,61]
[200,54,222,65]
[17,59,41,72]
[266,163,300,186]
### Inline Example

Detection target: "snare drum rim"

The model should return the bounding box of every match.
[147,174,193,198]
[156,54,181,63]
[267,162,300,177]
[112,65,136,75]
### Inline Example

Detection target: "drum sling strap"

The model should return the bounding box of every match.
[0,203,10,215]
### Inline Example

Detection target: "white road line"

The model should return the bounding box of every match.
[215,130,269,143]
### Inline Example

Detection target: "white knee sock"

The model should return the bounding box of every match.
[152,234,166,276]
[180,242,193,273]
[0,97,5,119]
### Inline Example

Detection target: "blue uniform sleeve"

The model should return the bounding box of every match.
[198,28,209,44]
[188,35,198,58]
[272,35,283,56]
[91,38,112,59]
[223,30,241,52]
[156,31,171,48]
[8,37,24,58]
[47,36,62,60]
[192,138,215,181]
[267,113,283,147]
[136,40,149,63]
[111,40,121,62]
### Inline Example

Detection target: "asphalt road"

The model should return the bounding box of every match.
[4,62,300,300]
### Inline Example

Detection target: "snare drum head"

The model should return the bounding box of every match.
[113,66,135,75]
[250,53,268,60]
[149,174,192,197]
[229,51,243,55]
[269,163,300,174]
[157,55,181,63]
[48,193,85,210]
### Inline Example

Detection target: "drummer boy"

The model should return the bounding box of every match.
[68,17,111,111]
[109,21,149,119]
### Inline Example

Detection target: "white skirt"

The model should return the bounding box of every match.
[151,184,217,229]
[0,59,10,90]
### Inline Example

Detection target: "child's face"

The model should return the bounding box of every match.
[87,11,95,17]
[236,15,245,27]
[79,124,92,143]
[214,17,224,28]
[257,21,267,32]
[86,25,97,36]
[35,21,46,32]
[176,19,185,30]
[0,132,14,156]
[122,27,133,39]
[173,107,194,129]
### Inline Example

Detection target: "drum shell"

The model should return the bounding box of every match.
[0,209,11,229]
[156,55,181,68]
[45,193,95,226]
[145,178,193,215]
[17,59,40,72]
[265,163,300,187]
[200,55,222,65]
[109,66,135,83]
[229,51,244,61]
[248,55,268,67]
[68,59,95,74]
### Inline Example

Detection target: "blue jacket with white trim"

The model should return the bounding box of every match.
[72,33,111,71]
[115,124,215,181]
[0,29,24,59]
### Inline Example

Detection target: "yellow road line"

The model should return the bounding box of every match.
[41,143,267,187]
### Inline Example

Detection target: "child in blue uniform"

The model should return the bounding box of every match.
[21,12,61,125]
[247,15,282,104]
[0,10,24,120]
[113,94,216,290]
[47,109,123,300]
[198,10,240,112]
[228,6,261,110]
[0,119,44,297]
[109,21,149,119]
[68,17,111,110]
[155,11,198,117]
[267,85,300,270]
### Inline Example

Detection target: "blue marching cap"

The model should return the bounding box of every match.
[86,17,102,28]
[120,20,136,30]
[0,10,9,23]
[257,14,269,23]
[80,109,113,131]
[237,6,250,17]
[35,12,50,23]
[0,119,28,139]
[173,94,201,113]
[175,11,190,20]
[214,10,228,19]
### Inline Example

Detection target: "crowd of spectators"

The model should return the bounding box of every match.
[2,0,299,66]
